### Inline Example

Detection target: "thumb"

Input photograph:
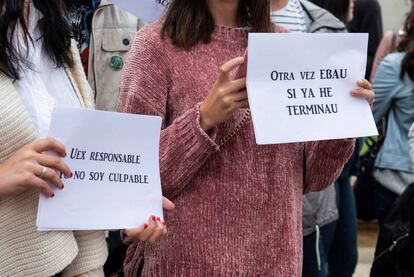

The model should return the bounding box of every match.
[162,196,175,211]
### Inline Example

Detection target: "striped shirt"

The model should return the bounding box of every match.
[271,0,309,33]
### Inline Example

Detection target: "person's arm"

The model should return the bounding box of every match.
[372,55,399,124]
[303,139,355,193]
[117,27,220,199]
[370,32,394,82]
[303,79,375,193]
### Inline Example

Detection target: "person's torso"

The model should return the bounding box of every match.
[88,2,143,111]
[135,24,305,277]
[0,6,96,275]
[271,0,309,33]
[13,3,81,138]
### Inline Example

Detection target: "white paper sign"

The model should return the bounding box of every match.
[36,107,163,230]
[247,33,378,145]
[110,0,169,23]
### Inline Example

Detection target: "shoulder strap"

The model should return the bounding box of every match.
[391,31,398,51]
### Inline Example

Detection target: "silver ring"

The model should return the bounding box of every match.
[39,166,47,178]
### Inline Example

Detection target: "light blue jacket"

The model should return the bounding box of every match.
[373,52,414,173]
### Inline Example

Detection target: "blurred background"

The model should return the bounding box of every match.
[379,0,411,30]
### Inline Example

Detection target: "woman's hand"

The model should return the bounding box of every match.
[200,57,248,132]
[123,197,175,243]
[351,79,375,109]
[0,138,72,198]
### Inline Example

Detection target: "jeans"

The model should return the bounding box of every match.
[328,181,358,277]
[302,221,337,277]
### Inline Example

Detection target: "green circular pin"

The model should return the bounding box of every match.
[108,55,124,71]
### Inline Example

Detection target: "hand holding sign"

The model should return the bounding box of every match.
[351,79,375,108]
[36,107,164,231]
[200,57,248,132]
[247,33,378,144]
[124,197,175,243]
[0,138,70,198]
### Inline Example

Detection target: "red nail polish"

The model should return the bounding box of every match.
[70,172,73,178]
[156,217,161,222]
[50,193,55,198]
[151,216,156,221]
[162,221,166,225]
[61,184,64,189]
[144,224,148,229]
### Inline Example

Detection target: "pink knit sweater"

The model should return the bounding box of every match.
[118,23,354,277]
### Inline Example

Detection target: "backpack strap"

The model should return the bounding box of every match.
[391,31,398,51]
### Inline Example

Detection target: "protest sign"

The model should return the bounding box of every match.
[110,0,170,23]
[247,33,378,145]
[36,107,163,230]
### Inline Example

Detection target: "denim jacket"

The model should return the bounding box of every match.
[373,52,414,173]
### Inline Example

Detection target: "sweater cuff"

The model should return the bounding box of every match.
[194,103,220,151]
[316,139,355,159]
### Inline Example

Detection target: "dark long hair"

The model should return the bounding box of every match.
[161,0,272,49]
[398,6,414,81]
[0,0,73,80]
[310,0,350,23]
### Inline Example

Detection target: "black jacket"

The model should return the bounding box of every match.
[349,0,383,79]
[371,183,414,277]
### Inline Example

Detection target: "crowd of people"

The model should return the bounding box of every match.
[0,0,412,276]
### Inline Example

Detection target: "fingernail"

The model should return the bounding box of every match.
[144,224,148,229]
[50,193,55,198]
[70,172,73,178]
[162,221,166,225]
[151,216,156,221]
[156,217,161,222]
[61,184,64,189]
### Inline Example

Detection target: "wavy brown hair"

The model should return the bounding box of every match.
[398,5,414,81]
[161,0,271,49]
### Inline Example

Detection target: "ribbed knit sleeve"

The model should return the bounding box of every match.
[118,26,219,198]
[303,139,355,193]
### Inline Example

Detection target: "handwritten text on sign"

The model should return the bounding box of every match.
[246,33,378,144]
[36,107,163,231]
